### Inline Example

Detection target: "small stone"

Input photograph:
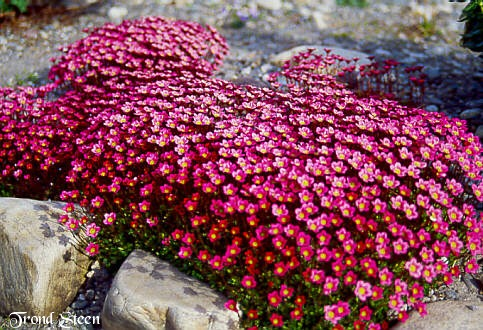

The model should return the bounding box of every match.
[241,66,252,75]
[425,105,439,112]
[312,11,329,30]
[374,48,392,57]
[260,63,274,73]
[466,99,483,108]
[460,108,482,120]
[85,289,96,301]
[424,67,441,81]
[71,300,88,310]
[107,6,128,23]
[256,0,282,11]
[445,289,459,300]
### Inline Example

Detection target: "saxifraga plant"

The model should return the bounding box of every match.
[0,16,482,330]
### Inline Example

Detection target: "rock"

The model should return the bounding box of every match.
[424,67,441,81]
[374,48,392,57]
[312,11,329,30]
[102,250,239,330]
[460,108,482,120]
[107,6,128,23]
[466,99,483,108]
[30,0,100,9]
[0,198,91,317]
[475,125,483,138]
[270,45,372,67]
[173,0,195,6]
[392,300,483,330]
[425,105,439,113]
[256,0,282,11]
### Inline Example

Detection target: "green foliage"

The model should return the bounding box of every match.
[8,72,40,87]
[0,0,28,14]
[458,0,483,52]
[0,183,13,197]
[336,0,368,8]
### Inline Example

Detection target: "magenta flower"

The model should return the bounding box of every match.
[355,280,373,301]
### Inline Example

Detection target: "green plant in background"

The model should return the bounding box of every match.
[417,16,440,38]
[336,0,368,8]
[8,71,40,87]
[458,0,483,52]
[0,0,28,14]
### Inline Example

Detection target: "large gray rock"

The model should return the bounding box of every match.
[0,198,91,317]
[102,249,239,330]
[270,45,372,67]
[392,300,483,330]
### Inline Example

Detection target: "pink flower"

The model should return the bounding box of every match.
[355,280,372,301]
[241,275,257,289]
[310,268,325,284]
[91,196,104,208]
[280,284,294,298]
[178,246,192,259]
[269,313,284,328]
[323,276,339,295]
[85,242,99,256]
[86,223,100,238]
[268,291,282,307]
[224,299,237,312]
[405,257,423,278]
[324,301,350,325]
[392,238,409,255]
[103,212,116,225]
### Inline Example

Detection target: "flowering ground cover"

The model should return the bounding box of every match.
[1,16,482,329]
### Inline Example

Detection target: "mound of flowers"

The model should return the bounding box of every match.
[1,16,482,329]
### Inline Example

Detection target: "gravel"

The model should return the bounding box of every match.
[0,0,482,328]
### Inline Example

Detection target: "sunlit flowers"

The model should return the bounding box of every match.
[0,16,482,330]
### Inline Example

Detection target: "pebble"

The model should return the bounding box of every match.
[466,99,483,108]
[107,6,128,23]
[460,108,482,120]
[256,0,282,11]
[425,104,439,112]
[71,299,88,310]
[312,11,329,30]
[424,67,441,81]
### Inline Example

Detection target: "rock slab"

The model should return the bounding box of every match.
[270,45,372,67]
[0,198,91,317]
[102,249,239,330]
[392,300,483,330]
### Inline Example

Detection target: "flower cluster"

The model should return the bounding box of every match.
[1,16,482,329]
[271,48,427,105]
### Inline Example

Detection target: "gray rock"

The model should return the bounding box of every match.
[312,11,329,30]
[102,250,239,330]
[256,0,282,11]
[392,300,483,330]
[107,6,128,23]
[0,198,91,317]
[374,48,392,57]
[466,99,483,108]
[460,108,482,120]
[270,45,371,67]
[425,104,439,112]
[424,67,441,81]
